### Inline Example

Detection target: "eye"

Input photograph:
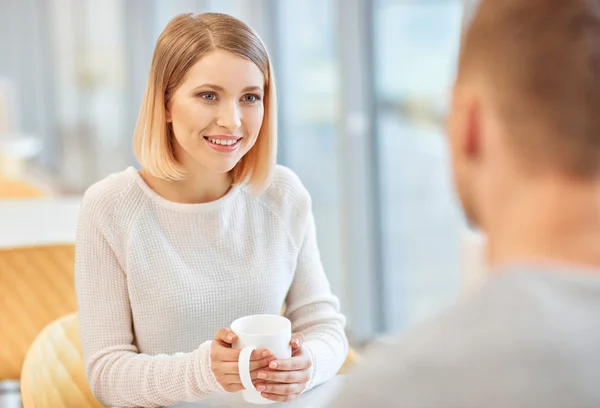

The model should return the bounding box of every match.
[199,92,217,101]
[242,94,261,103]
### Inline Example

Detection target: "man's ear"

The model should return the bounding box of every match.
[452,86,482,162]
[465,98,481,159]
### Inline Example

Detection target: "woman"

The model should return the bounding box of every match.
[75,12,348,408]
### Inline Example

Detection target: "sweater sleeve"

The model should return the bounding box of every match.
[284,195,349,392]
[74,189,223,408]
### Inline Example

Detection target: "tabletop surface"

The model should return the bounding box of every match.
[170,375,345,408]
[0,196,81,248]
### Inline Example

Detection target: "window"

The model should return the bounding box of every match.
[273,0,346,308]
[373,0,465,332]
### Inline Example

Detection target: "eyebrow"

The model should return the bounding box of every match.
[192,84,264,93]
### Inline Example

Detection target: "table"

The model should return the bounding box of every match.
[0,197,81,248]
[171,376,345,408]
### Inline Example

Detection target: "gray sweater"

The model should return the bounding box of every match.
[329,266,600,408]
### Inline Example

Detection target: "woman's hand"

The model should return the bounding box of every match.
[210,328,275,392]
[254,333,312,402]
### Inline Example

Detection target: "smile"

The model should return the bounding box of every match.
[204,136,241,146]
[203,135,242,152]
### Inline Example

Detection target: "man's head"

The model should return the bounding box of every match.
[449,0,600,228]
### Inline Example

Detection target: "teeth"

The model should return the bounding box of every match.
[207,137,238,146]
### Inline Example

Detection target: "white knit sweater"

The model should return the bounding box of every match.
[74,165,348,408]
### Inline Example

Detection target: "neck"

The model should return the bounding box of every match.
[141,147,232,204]
[483,176,600,271]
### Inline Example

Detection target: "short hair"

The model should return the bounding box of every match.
[133,13,277,194]
[458,0,600,178]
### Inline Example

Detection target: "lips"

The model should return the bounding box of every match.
[203,135,242,152]
[204,136,241,146]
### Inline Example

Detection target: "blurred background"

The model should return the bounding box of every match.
[1,1,485,402]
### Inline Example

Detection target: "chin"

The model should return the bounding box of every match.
[189,149,240,174]
[207,159,240,174]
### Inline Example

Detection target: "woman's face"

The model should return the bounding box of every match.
[166,49,265,174]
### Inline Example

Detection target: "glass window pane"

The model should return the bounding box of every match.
[373,0,465,332]
[274,0,345,307]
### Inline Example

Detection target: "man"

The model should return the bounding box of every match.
[329,0,600,406]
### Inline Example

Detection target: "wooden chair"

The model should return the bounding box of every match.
[0,177,45,199]
[0,244,77,382]
[20,313,103,408]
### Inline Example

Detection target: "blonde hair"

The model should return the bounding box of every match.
[133,12,277,194]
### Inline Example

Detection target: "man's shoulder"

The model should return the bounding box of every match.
[331,292,501,405]
[329,270,600,408]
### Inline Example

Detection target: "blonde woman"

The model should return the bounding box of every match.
[74,12,347,408]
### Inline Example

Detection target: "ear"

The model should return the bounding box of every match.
[450,85,482,163]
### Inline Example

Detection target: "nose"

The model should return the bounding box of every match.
[215,100,242,132]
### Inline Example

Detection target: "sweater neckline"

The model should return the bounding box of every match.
[126,167,242,213]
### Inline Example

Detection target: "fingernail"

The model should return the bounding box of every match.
[227,334,234,341]
[269,361,278,369]
[262,350,270,357]
[256,385,266,392]
[258,372,267,379]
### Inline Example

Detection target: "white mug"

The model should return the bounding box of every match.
[231,314,292,405]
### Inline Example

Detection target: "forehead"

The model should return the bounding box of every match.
[181,49,264,91]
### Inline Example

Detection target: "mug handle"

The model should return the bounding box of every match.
[238,346,257,392]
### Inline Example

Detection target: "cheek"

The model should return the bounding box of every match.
[171,101,214,135]
[244,107,265,136]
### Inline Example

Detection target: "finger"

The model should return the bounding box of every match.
[252,380,267,388]
[260,392,299,402]
[268,355,312,371]
[213,346,272,363]
[214,328,238,345]
[220,356,274,376]
[226,366,274,384]
[290,333,304,349]
[256,382,306,396]
[250,349,274,360]
[256,368,311,384]
[251,355,277,370]
[225,369,266,385]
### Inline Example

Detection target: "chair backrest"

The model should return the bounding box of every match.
[0,178,45,199]
[20,312,103,408]
[0,244,77,380]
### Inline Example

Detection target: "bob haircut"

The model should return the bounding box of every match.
[133,12,277,194]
